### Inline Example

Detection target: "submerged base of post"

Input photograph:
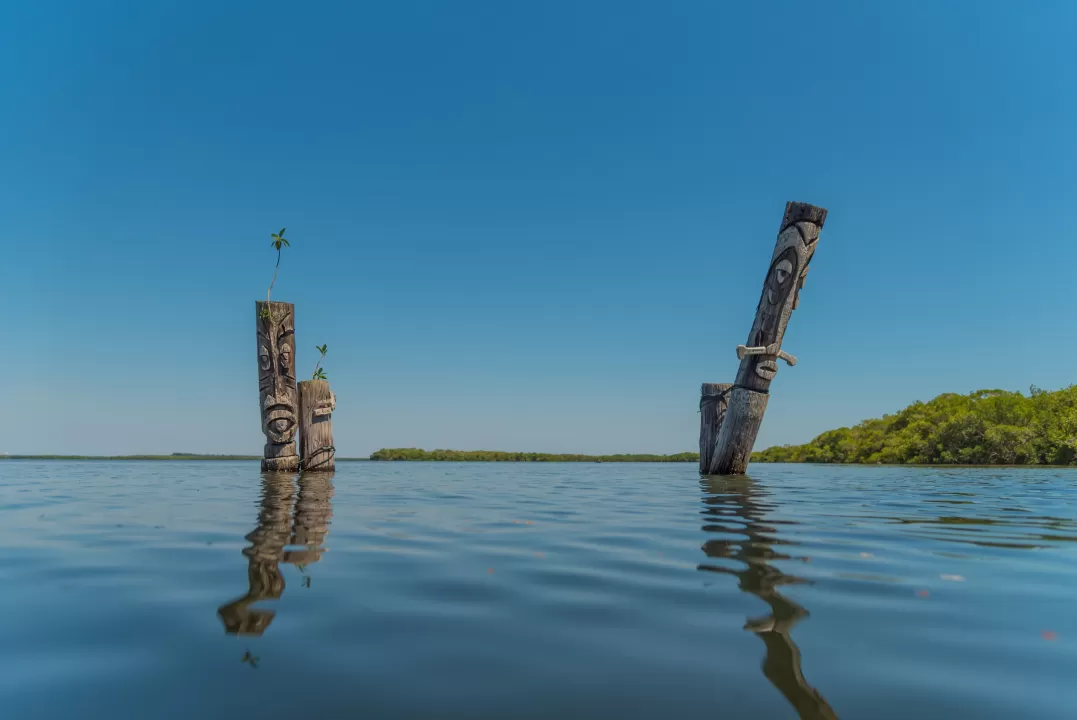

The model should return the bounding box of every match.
[708,387,769,475]
[261,443,299,472]
[699,383,732,475]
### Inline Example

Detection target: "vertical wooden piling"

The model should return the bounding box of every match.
[298,379,336,472]
[709,202,827,475]
[699,383,732,475]
[256,301,299,472]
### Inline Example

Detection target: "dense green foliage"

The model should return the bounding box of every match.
[752,386,1077,465]
[370,448,698,462]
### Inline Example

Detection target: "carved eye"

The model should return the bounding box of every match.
[259,346,271,371]
[279,345,291,369]
[775,259,793,285]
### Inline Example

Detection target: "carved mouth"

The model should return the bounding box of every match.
[755,360,778,381]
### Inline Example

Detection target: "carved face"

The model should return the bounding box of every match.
[752,246,799,349]
[257,306,298,444]
[745,233,802,383]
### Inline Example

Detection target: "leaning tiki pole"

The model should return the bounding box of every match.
[708,202,827,475]
[256,301,300,472]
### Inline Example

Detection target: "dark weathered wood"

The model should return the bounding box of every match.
[710,387,769,475]
[298,379,336,472]
[699,383,732,474]
[256,301,299,472]
[709,202,827,475]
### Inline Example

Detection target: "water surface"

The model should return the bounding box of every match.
[1,461,1075,718]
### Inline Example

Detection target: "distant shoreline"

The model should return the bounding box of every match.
[0,454,367,462]
[0,450,697,463]
[1,454,1075,469]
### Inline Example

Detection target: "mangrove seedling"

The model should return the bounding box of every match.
[312,344,328,380]
[261,227,290,318]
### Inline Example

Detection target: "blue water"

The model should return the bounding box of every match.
[1,461,1076,719]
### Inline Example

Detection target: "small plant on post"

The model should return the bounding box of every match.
[261,227,290,319]
[312,344,328,380]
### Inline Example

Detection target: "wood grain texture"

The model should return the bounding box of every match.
[256,301,299,472]
[709,201,827,475]
[699,383,733,475]
[298,379,336,472]
[733,204,827,394]
[709,387,769,475]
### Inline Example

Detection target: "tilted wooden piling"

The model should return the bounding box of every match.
[256,301,300,472]
[298,379,336,472]
[708,202,827,475]
[699,383,732,474]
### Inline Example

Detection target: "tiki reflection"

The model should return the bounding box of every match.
[698,476,838,720]
[217,472,335,636]
[286,472,335,567]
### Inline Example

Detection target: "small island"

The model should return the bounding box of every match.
[368,449,697,463]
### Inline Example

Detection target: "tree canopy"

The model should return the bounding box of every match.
[753,386,1077,465]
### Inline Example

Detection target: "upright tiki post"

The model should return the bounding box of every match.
[699,383,732,474]
[298,379,336,471]
[709,202,827,475]
[256,301,300,472]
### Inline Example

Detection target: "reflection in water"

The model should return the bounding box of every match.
[699,476,838,720]
[217,472,334,636]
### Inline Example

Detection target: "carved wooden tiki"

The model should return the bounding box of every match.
[298,379,336,472]
[699,383,732,475]
[256,301,300,472]
[708,202,827,475]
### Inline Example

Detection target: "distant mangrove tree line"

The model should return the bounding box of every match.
[753,386,1077,465]
[369,448,697,462]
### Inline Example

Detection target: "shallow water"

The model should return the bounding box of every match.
[1,461,1075,719]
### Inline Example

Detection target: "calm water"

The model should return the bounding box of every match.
[1,462,1076,719]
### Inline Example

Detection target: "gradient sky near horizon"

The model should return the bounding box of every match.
[2,0,1075,456]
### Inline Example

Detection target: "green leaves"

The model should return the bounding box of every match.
[753,385,1077,466]
[312,344,328,379]
[270,227,290,251]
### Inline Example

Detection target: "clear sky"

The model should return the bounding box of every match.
[2,0,1075,456]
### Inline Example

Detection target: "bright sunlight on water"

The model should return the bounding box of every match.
[1,461,1075,719]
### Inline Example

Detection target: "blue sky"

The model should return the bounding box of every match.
[2,0,1075,456]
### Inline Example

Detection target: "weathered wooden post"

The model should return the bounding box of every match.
[298,379,336,471]
[699,383,732,474]
[708,202,827,475]
[256,301,300,472]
